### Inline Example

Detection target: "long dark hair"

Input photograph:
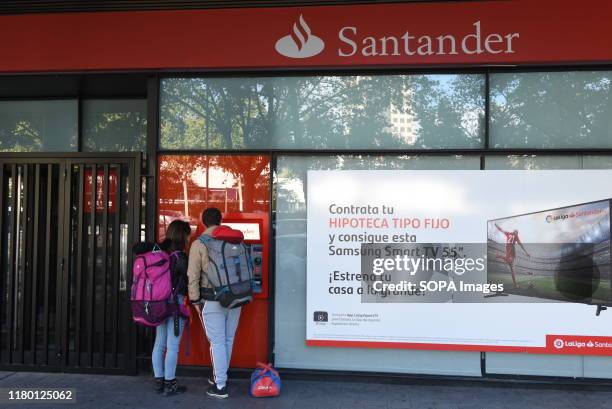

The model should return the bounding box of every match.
[162,220,191,253]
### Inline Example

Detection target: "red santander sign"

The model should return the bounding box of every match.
[0,0,610,72]
[337,20,518,58]
[277,16,518,59]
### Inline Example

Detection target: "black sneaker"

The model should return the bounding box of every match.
[206,384,229,399]
[154,377,165,394]
[163,379,187,396]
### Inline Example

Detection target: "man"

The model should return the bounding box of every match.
[187,207,241,399]
[495,223,531,288]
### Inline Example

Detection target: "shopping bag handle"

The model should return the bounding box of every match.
[256,362,279,377]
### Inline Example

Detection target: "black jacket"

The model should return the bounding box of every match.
[132,240,188,296]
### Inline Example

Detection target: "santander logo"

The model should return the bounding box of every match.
[274,14,520,59]
[275,15,325,58]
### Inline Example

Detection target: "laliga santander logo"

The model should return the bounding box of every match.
[275,15,325,58]
[553,339,564,349]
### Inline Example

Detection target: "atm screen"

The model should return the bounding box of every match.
[224,222,261,241]
[487,199,612,305]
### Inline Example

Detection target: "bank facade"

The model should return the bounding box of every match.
[2,0,612,380]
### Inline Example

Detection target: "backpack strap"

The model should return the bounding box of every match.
[172,299,191,356]
[169,250,181,258]
[198,233,212,245]
[168,250,184,295]
[198,234,225,292]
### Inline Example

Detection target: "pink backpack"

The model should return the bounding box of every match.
[130,249,186,327]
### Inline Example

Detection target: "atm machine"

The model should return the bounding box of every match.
[178,212,270,368]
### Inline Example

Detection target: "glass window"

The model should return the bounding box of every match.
[484,155,582,169]
[83,99,147,152]
[483,154,612,379]
[0,100,77,152]
[160,75,485,150]
[157,154,270,240]
[274,155,482,374]
[490,71,612,148]
[583,155,612,169]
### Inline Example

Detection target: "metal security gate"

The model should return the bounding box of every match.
[0,154,141,374]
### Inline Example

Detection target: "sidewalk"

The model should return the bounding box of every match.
[0,371,611,409]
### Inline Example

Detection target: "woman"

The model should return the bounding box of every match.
[133,219,191,396]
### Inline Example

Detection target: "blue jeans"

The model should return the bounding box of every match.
[152,297,186,380]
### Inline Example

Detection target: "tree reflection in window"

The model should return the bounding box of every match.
[157,154,270,239]
[83,99,147,152]
[160,75,485,150]
[0,100,77,152]
[491,72,612,148]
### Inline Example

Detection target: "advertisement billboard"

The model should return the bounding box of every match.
[306,170,612,355]
[487,200,612,306]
